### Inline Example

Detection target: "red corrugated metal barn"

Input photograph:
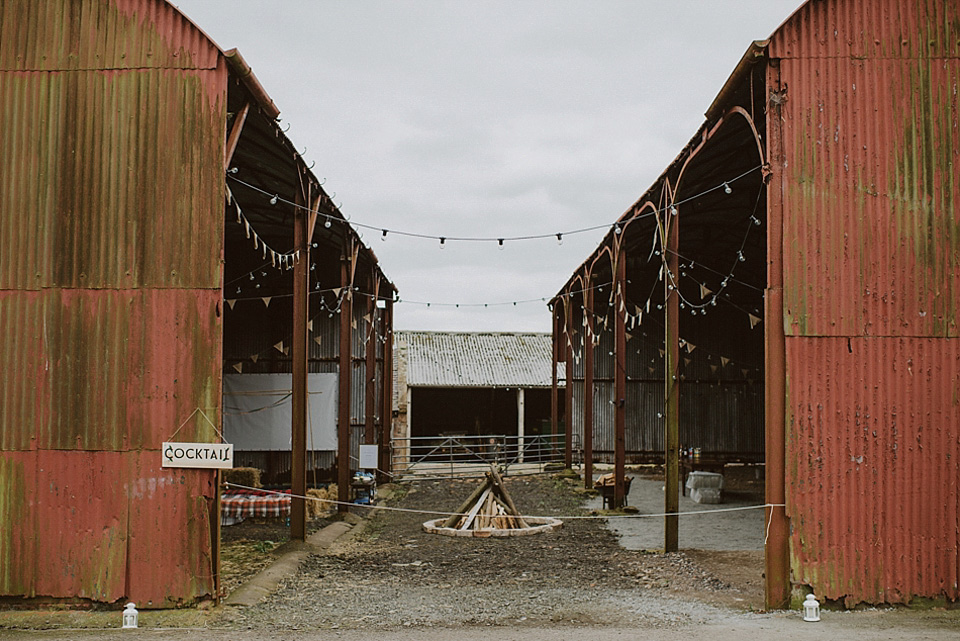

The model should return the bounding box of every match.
[551,0,959,608]
[0,0,395,606]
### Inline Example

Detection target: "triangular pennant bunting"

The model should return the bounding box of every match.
[232,362,243,373]
[250,354,259,363]
[721,356,731,367]
[273,341,284,354]
[699,283,712,299]
[262,297,271,308]
[748,313,762,329]
[226,299,237,310]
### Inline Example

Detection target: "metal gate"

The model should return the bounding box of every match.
[390,433,567,480]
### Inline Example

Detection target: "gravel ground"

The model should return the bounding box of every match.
[217,471,765,631]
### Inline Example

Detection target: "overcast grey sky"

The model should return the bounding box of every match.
[173,0,803,333]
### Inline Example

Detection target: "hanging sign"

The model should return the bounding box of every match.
[162,442,234,469]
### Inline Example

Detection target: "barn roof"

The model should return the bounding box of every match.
[399,331,556,389]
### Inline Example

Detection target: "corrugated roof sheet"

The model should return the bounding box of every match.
[399,331,554,388]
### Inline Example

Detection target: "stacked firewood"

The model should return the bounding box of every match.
[442,466,530,531]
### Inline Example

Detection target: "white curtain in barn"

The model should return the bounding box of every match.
[223,373,338,451]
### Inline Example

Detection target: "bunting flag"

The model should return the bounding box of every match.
[648,366,656,374]
[226,299,237,310]
[351,318,357,329]
[685,342,696,353]
[645,299,650,313]
[262,297,271,308]
[742,368,751,378]
[232,362,243,373]
[658,348,665,358]
[721,356,731,367]
[684,357,691,367]
[314,336,322,346]
[699,283,712,299]
[250,354,259,363]
[332,287,341,298]
[283,346,290,355]
[273,341,284,354]
[307,320,313,332]
[710,364,719,373]
[748,313,762,329]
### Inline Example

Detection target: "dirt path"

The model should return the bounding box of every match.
[3,470,958,638]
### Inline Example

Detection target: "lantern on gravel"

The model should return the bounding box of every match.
[122,602,139,629]
[802,594,821,622]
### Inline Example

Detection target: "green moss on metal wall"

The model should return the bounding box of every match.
[890,58,960,337]
[0,456,29,594]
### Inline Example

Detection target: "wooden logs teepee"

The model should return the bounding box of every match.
[442,466,529,531]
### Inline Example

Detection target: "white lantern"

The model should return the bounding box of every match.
[802,593,821,622]
[122,602,139,629]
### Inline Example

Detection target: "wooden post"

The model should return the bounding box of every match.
[614,254,627,509]
[337,242,353,512]
[664,206,680,551]
[290,185,310,541]
[583,281,594,490]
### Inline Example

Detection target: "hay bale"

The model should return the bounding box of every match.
[306,485,337,519]
[223,467,261,489]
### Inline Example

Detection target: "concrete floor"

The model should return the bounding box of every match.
[586,475,766,551]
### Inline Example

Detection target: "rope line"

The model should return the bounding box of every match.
[224,482,785,521]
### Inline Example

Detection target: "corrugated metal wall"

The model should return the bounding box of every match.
[0,0,225,606]
[569,300,764,460]
[770,0,960,605]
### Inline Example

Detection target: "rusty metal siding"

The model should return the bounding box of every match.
[1,0,226,605]
[0,0,221,72]
[0,450,216,604]
[1,289,222,452]
[777,54,960,338]
[0,66,226,291]
[786,337,960,605]
[769,0,960,605]
[769,0,960,61]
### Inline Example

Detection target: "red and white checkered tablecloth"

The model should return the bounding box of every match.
[221,490,291,519]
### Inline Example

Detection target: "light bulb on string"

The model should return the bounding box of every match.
[723,182,732,194]
[614,224,622,235]
[498,238,504,250]
[439,237,446,250]
[670,205,678,216]
[382,230,388,241]
[324,219,332,229]
[269,195,278,205]
[556,233,563,246]
[738,251,745,262]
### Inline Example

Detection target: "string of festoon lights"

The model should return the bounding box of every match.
[223,165,764,312]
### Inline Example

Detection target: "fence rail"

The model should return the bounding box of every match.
[391,433,568,480]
